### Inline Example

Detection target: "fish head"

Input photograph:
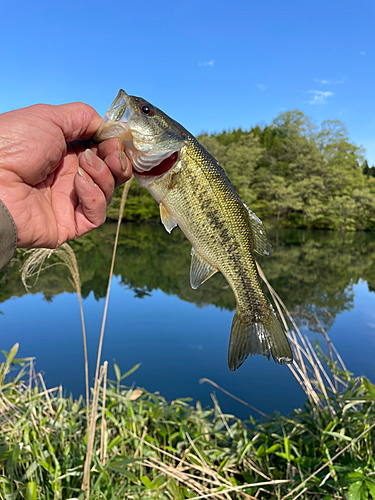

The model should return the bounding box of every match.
[94,89,188,174]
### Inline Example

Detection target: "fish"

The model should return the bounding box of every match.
[94,90,293,370]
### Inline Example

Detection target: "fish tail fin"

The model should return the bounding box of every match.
[228,309,293,371]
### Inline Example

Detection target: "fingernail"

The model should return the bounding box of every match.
[120,151,127,172]
[117,140,122,150]
[78,167,96,187]
[85,149,103,172]
[78,166,86,180]
[84,149,93,167]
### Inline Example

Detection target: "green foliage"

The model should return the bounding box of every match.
[363,160,375,178]
[0,349,375,499]
[199,132,264,206]
[345,469,375,500]
[197,111,374,231]
[105,110,373,230]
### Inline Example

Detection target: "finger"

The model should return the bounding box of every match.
[96,138,124,160]
[104,150,133,187]
[73,167,107,237]
[89,139,132,187]
[79,149,114,205]
[47,102,103,142]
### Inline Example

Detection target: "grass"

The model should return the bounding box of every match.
[0,343,375,499]
[1,177,375,499]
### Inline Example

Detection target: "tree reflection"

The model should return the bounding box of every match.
[1,223,374,330]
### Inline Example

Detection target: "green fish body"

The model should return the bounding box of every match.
[95,90,293,370]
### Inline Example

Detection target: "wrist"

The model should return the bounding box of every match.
[0,198,17,271]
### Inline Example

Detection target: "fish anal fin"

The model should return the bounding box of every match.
[159,203,178,233]
[244,204,272,257]
[228,309,293,371]
[190,248,218,290]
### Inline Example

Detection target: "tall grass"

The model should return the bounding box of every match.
[1,178,375,499]
[1,333,375,499]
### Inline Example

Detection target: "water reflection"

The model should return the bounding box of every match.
[1,223,375,418]
[3,223,375,330]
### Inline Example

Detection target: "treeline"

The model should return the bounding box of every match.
[107,110,375,231]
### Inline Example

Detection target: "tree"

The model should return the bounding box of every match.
[106,110,375,231]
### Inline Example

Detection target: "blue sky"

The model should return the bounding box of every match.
[1,0,374,164]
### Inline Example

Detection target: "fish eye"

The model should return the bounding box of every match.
[140,103,155,116]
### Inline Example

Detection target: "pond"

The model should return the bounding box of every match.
[1,222,375,420]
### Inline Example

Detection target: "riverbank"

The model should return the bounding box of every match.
[0,345,374,499]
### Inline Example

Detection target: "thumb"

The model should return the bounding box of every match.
[48,102,103,142]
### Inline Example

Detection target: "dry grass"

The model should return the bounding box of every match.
[83,177,132,498]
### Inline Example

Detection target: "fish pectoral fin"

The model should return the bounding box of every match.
[159,203,178,234]
[190,248,218,290]
[244,204,272,257]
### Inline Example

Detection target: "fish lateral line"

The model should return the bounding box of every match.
[134,151,179,177]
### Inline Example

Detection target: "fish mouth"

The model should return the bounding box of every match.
[93,89,134,143]
[94,89,180,175]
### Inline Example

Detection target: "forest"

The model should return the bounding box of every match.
[107,110,375,231]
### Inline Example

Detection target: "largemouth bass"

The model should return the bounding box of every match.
[94,90,293,370]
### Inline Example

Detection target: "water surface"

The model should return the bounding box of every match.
[1,223,374,419]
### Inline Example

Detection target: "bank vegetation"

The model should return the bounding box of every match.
[108,110,375,231]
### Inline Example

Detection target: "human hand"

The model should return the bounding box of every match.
[0,102,132,249]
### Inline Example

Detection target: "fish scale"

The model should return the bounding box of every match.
[160,137,265,314]
[94,89,293,370]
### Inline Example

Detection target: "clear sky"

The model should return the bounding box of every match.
[1,0,374,164]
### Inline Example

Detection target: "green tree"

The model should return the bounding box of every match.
[200,133,264,204]
[105,109,374,231]
[200,110,374,230]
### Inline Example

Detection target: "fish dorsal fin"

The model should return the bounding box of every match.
[190,248,218,290]
[159,203,178,233]
[244,204,272,257]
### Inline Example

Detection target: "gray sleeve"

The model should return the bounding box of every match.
[0,199,17,271]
